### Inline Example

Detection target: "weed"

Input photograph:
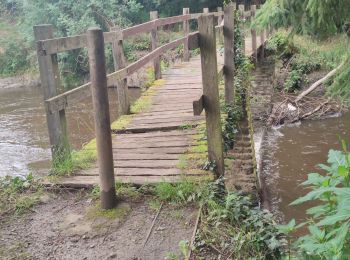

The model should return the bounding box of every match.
[0,174,42,217]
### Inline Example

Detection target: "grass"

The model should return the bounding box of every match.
[0,174,43,218]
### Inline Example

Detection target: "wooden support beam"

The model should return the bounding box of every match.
[183,8,190,62]
[193,95,204,115]
[260,28,265,60]
[217,7,224,44]
[87,27,117,210]
[150,11,161,80]
[238,4,245,52]
[251,5,257,64]
[223,3,235,104]
[198,15,224,178]
[33,24,69,160]
[111,27,130,115]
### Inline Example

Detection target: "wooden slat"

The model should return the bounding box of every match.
[37,31,121,55]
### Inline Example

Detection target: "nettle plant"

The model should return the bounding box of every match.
[282,144,350,259]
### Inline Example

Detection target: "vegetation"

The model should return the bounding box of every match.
[278,146,350,259]
[254,0,350,103]
[0,174,43,218]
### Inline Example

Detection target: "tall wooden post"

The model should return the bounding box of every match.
[260,28,265,60]
[238,4,245,53]
[150,11,161,80]
[217,7,224,45]
[251,5,257,64]
[224,3,235,104]
[87,27,117,210]
[198,15,224,178]
[203,8,209,14]
[183,8,190,62]
[111,28,130,115]
[34,24,69,161]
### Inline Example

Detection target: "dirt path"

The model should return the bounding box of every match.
[0,191,197,259]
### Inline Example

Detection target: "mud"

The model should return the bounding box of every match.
[0,191,197,260]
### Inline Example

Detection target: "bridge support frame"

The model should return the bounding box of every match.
[150,11,162,80]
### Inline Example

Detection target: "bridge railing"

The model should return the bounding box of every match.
[34,3,267,166]
[34,7,231,158]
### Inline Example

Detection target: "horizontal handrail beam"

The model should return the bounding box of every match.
[45,36,188,113]
[37,11,224,55]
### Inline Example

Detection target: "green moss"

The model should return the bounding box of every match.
[110,114,134,130]
[86,202,131,220]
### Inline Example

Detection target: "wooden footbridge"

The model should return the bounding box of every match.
[35,3,271,207]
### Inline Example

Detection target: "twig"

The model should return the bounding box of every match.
[142,202,163,249]
[188,205,202,259]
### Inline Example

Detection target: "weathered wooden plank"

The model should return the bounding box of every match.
[193,95,204,116]
[113,129,196,139]
[112,147,188,154]
[82,167,182,175]
[115,160,179,169]
[37,31,120,55]
[114,140,189,149]
[112,153,180,160]
[224,3,235,104]
[150,11,161,80]
[183,8,190,62]
[198,15,224,178]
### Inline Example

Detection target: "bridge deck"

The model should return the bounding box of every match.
[53,35,263,188]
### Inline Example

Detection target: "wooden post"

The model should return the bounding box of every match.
[260,28,265,60]
[251,5,257,64]
[224,3,235,104]
[203,8,209,14]
[150,11,161,80]
[111,28,130,115]
[34,24,69,161]
[198,15,224,178]
[217,7,223,45]
[183,8,190,62]
[238,4,245,53]
[87,27,117,210]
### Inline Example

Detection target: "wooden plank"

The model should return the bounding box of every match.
[224,3,235,104]
[115,160,179,169]
[113,129,196,139]
[183,8,190,62]
[193,95,204,116]
[150,11,161,80]
[111,27,130,115]
[188,32,199,50]
[37,31,120,55]
[34,25,68,158]
[114,121,200,133]
[82,167,182,175]
[112,153,180,160]
[111,147,188,154]
[198,15,224,178]
[114,140,189,149]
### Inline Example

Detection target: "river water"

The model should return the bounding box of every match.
[261,112,350,224]
[0,86,140,177]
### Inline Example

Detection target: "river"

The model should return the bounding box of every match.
[261,112,350,224]
[0,85,140,177]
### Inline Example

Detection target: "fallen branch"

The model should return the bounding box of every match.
[291,98,330,123]
[295,62,344,102]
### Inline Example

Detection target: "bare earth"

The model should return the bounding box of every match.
[0,191,197,260]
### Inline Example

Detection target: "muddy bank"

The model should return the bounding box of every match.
[0,74,40,89]
[0,190,197,259]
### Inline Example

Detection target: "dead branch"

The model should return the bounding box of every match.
[295,62,344,102]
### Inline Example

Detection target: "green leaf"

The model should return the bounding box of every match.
[290,187,335,205]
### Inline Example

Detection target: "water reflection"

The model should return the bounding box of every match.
[0,86,140,177]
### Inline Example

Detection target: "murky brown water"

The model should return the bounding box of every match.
[261,112,350,225]
[0,86,140,177]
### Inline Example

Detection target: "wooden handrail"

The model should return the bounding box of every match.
[37,11,223,56]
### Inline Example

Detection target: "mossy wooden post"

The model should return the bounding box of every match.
[111,28,130,115]
[150,11,161,80]
[34,24,69,162]
[224,3,235,105]
[251,5,257,64]
[183,8,190,62]
[217,7,223,45]
[87,27,117,210]
[238,4,245,53]
[198,14,224,178]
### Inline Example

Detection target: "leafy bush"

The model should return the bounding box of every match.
[0,41,30,76]
[282,146,350,258]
